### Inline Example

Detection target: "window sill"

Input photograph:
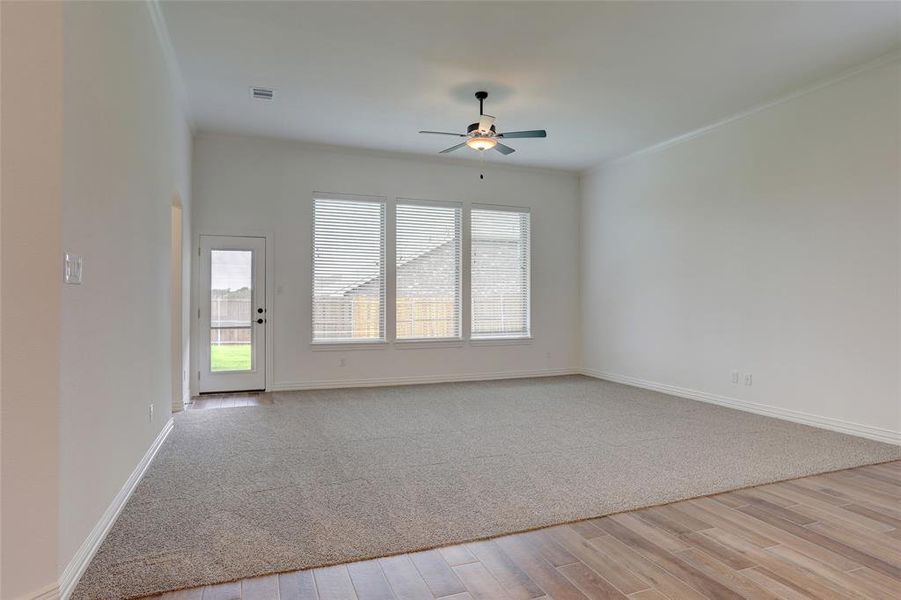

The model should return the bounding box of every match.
[394,339,464,349]
[469,336,533,346]
[310,340,387,351]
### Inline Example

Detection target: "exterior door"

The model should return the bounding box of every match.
[198,235,266,393]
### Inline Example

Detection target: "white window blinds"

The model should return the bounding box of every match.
[312,195,385,342]
[396,201,462,340]
[471,207,531,339]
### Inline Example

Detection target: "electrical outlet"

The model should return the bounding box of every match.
[339,358,346,367]
[744,373,753,386]
[731,370,740,384]
[149,403,154,422]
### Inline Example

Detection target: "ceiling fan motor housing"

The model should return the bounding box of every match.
[468,122,496,135]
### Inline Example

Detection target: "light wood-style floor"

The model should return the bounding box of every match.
[158,400,900,600]
[189,393,272,410]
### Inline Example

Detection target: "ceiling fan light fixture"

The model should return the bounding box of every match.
[466,137,497,151]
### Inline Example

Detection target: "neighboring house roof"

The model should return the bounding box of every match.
[324,236,523,299]
[326,236,456,297]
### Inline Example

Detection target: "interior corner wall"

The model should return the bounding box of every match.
[191,135,581,390]
[580,60,901,439]
[0,2,64,597]
[59,0,192,579]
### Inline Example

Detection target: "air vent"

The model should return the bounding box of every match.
[250,87,274,101]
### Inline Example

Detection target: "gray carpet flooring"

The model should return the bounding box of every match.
[73,375,900,599]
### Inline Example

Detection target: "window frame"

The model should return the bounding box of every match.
[394,197,464,343]
[309,196,534,348]
[310,192,387,346]
[469,203,532,341]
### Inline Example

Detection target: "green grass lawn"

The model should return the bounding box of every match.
[211,344,251,372]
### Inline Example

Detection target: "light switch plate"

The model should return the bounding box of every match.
[64,253,83,284]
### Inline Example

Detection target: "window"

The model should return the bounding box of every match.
[209,250,253,371]
[471,207,530,339]
[312,195,385,342]
[396,200,462,340]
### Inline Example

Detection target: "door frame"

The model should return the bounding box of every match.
[170,198,184,411]
[192,230,274,396]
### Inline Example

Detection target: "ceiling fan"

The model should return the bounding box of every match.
[419,91,547,156]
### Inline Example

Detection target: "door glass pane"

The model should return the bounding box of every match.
[210,250,252,372]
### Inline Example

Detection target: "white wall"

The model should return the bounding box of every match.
[192,134,580,390]
[59,0,192,582]
[0,2,63,597]
[581,60,901,441]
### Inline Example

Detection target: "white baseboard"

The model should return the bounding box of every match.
[269,368,579,392]
[582,368,900,446]
[57,418,174,600]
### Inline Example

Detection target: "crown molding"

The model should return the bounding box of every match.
[582,48,901,177]
[146,0,194,132]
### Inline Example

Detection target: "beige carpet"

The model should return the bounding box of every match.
[73,375,900,599]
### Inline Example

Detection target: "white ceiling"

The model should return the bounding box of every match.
[160,1,900,171]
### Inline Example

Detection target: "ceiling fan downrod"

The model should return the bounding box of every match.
[476,90,488,116]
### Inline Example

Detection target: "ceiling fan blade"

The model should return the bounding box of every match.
[494,142,516,155]
[497,130,546,139]
[419,130,466,137]
[478,114,496,133]
[439,142,468,154]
